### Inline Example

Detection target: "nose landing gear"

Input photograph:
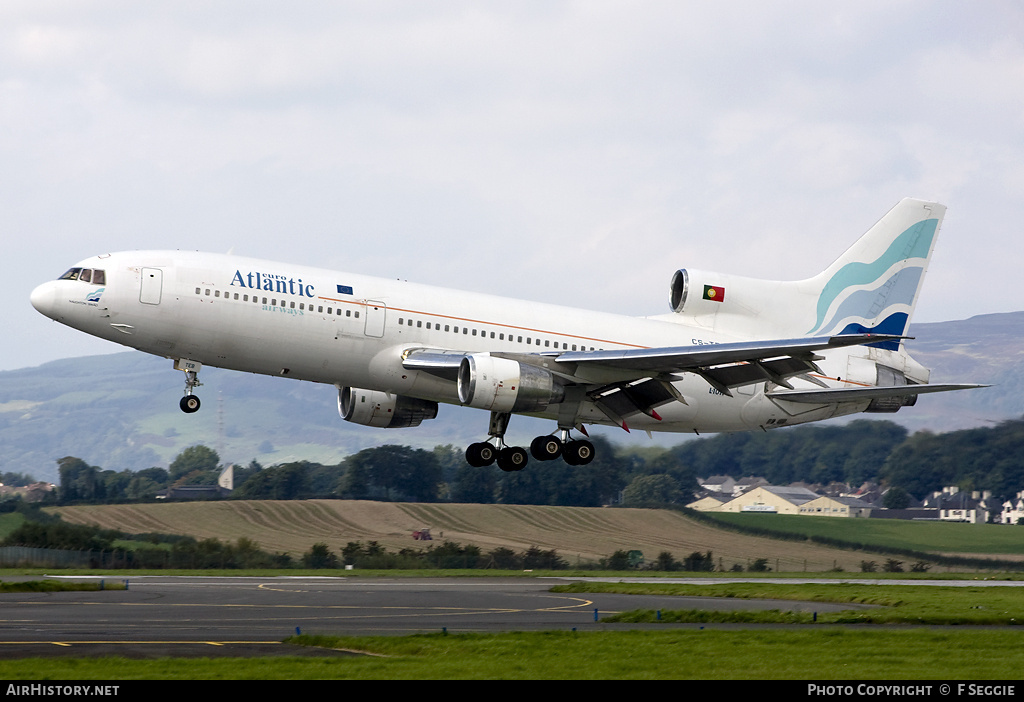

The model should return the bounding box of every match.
[174,359,203,414]
[179,394,201,413]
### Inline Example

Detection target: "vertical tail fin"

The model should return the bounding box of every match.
[805,198,944,349]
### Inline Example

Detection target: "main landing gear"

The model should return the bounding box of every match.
[465,412,595,472]
[175,359,203,414]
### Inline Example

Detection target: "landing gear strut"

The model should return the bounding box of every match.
[175,359,203,414]
[465,412,529,472]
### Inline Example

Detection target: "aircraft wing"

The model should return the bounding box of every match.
[403,333,904,397]
[553,334,903,395]
[554,334,896,372]
[400,334,985,430]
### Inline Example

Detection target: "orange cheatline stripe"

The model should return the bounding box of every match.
[808,373,873,387]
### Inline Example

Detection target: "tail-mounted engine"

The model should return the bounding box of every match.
[844,356,921,413]
[457,354,565,413]
[864,365,919,413]
[338,386,438,428]
[670,268,765,315]
[668,267,801,338]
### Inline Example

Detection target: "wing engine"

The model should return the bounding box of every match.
[338,386,438,428]
[457,354,565,412]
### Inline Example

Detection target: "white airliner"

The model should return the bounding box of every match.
[31,198,983,471]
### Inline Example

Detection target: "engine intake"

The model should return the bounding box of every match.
[457,355,564,413]
[670,269,689,313]
[338,387,438,428]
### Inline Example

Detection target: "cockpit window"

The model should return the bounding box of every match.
[56,267,106,284]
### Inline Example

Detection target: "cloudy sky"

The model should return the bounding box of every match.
[5,1,1024,372]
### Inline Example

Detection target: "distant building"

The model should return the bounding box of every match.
[218,464,234,491]
[706,485,820,514]
[686,493,731,512]
[1000,492,1024,525]
[850,481,886,506]
[922,487,995,524]
[0,482,55,503]
[686,481,1023,523]
[733,476,770,496]
[798,495,874,518]
[699,476,736,495]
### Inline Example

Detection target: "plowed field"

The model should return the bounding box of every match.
[53,500,880,571]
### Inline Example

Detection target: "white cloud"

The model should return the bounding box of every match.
[5,2,1024,371]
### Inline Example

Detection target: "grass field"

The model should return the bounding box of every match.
[554,580,1024,625]
[0,513,25,541]
[0,628,1020,679]
[705,512,1024,557]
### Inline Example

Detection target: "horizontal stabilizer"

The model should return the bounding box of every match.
[767,383,988,404]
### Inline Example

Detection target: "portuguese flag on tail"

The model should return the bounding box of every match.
[703,285,725,302]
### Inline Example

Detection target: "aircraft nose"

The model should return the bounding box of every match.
[30,281,57,319]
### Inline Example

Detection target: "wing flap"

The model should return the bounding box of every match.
[592,379,678,418]
[767,383,988,404]
[697,356,821,394]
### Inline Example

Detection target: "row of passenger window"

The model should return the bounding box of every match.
[195,288,359,318]
[396,317,598,351]
[193,287,596,351]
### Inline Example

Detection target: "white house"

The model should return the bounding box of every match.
[1000,491,1024,525]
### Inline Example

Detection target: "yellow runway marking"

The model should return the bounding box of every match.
[0,641,282,646]
[4,595,597,614]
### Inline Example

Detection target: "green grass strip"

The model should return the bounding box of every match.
[1,630,1013,679]
[553,581,1024,625]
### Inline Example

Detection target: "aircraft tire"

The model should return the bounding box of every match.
[180,395,201,413]
[466,442,497,467]
[563,440,595,466]
[530,435,562,461]
[497,446,529,472]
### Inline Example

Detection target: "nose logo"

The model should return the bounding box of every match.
[86,287,105,303]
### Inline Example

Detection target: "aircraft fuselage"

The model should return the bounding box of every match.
[30,250,857,435]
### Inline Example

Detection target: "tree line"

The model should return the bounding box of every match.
[49,437,667,508]
[31,417,1024,509]
[668,417,1024,502]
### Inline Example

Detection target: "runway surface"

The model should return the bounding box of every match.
[0,575,878,658]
